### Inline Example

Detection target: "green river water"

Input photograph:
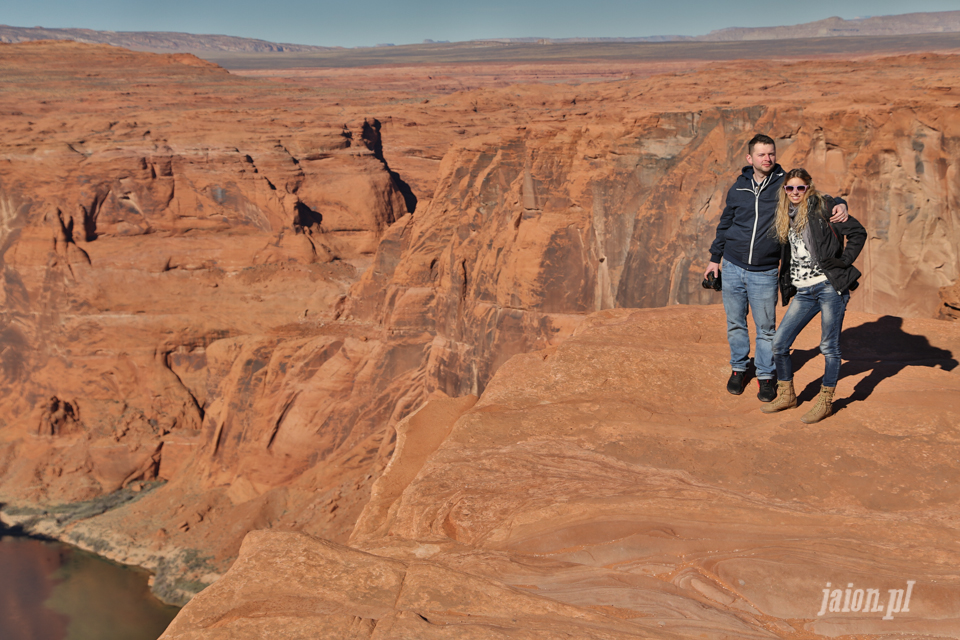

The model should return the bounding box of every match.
[0,535,179,640]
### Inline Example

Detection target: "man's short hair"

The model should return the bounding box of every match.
[748,134,776,154]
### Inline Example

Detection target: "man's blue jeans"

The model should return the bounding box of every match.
[772,280,849,387]
[721,259,778,380]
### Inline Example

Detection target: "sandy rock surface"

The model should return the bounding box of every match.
[164,305,960,638]
[1,40,959,613]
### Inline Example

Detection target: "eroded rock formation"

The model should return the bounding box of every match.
[1,42,415,598]
[1,41,959,612]
[162,306,960,638]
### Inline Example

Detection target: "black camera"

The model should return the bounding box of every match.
[701,272,722,292]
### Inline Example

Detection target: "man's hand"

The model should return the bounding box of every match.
[829,203,848,223]
[703,261,720,279]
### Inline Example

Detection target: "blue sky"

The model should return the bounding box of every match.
[3,0,959,48]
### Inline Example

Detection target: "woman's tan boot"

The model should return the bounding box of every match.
[801,386,835,424]
[761,381,797,413]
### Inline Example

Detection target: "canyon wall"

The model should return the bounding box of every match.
[162,306,960,639]
[0,42,419,599]
[1,41,959,607]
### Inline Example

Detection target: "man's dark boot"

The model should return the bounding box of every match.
[727,370,747,395]
[757,378,777,402]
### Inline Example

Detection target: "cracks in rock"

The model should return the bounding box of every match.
[211,417,226,458]
[241,153,280,193]
[79,200,100,242]
[66,143,90,158]
[459,260,468,303]
[37,395,82,437]
[120,442,163,488]
[361,118,418,216]
[160,347,206,425]
[51,208,91,279]
[340,125,353,149]
[392,568,409,611]
[273,141,305,192]
[388,573,443,629]
[79,182,115,241]
[265,394,298,451]
[54,208,77,244]
[292,201,322,230]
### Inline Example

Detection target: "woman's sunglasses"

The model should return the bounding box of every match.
[784,185,808,193]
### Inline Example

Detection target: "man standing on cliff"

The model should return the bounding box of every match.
[703,134,848,401]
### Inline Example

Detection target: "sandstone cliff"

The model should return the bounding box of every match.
[1,41,959,610]
[161,306,960,639]
[1,41,415,600]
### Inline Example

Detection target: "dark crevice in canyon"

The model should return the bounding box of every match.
[362,118,418,215]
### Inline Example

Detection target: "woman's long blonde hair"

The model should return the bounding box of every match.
[774,168,826,244]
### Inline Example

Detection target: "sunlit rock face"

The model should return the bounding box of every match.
[1,41,959,609]
[0,42,414,597]
[163,306,960,639]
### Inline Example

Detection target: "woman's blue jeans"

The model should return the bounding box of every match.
[772,280,849,387]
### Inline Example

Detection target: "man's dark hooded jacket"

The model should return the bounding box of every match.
[708,163,847,272]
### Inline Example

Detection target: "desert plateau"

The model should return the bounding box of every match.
[1,25,960,639]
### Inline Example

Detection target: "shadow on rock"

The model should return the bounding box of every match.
[792,315,958,409]
[0,506,25,536]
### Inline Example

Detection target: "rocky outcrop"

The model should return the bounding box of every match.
[338,56,960,411]
[1,41,415,596]
[1,41,960,608]
[161,530,663,640]
[941,280,960,319]
[163,305,960,638]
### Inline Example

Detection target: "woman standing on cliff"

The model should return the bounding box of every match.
[761,168,867,423]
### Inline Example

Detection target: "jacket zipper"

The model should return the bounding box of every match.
[738,173,774,265]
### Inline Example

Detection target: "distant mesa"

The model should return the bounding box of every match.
[3,10,960,55]
[478,11,960,44]
[700,11,960,41]
[0,24,337,53]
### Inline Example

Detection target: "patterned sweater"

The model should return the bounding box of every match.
[788,206,828,288]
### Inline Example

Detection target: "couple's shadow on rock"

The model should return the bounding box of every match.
[790,316,958,412]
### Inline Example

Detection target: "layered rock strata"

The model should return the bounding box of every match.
[163,305,960,639]
[1,41,959,607]
[1,42,414,599]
